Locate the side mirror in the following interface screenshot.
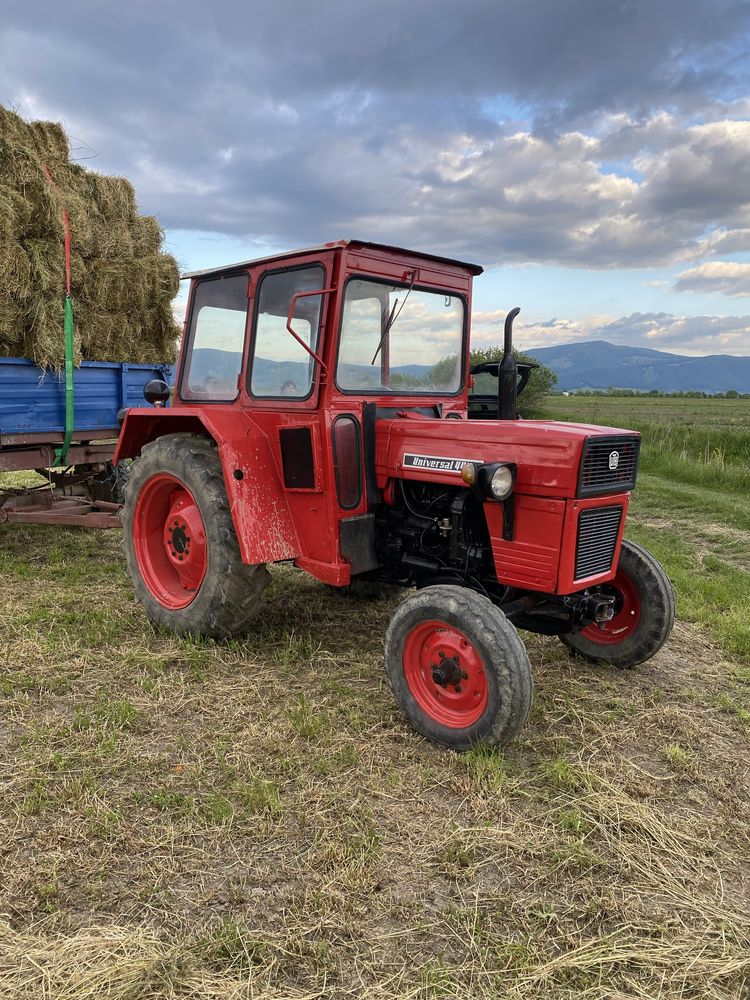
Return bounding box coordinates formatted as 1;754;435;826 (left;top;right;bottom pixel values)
144;379;171;407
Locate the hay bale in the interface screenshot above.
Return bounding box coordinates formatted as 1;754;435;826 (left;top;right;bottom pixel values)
0;104;180;366
0;240;32;300
0;107;67;158
22;297;81;366
23;238;65;295
27;120;70;162
0;188;31;241
90;173;137;222
132;215;163;255
0;298;25;353
155;255;181;300
90;221;134;261
1;152;64;238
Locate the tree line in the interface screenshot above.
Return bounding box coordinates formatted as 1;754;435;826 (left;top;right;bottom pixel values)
555;388;749;399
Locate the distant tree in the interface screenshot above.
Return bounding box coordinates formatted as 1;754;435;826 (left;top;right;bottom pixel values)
422;353;461;389
469;346;558;415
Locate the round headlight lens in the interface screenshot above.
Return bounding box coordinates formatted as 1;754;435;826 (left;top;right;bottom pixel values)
489;465;514;499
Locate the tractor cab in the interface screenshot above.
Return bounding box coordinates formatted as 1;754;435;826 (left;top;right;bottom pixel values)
115;240;674;752
118;241;481;583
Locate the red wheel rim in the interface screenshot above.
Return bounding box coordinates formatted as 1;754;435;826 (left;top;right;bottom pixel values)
133;473;207;609
580;569;641;645
403;620;488;728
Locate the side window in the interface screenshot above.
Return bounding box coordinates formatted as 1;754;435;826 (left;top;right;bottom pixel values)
181;274;248;401
250;265;325;398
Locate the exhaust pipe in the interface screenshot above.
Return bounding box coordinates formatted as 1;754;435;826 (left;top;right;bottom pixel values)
498;307;520;421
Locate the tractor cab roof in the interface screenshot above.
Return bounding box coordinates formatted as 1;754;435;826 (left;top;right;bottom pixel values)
182;240;484;280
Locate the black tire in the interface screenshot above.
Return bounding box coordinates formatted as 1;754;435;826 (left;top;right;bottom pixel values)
560;539;675;668
384;585;533;750
121;434;270;639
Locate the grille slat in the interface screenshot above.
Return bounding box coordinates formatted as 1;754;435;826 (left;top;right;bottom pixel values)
575;506;623;580
578;435;640;497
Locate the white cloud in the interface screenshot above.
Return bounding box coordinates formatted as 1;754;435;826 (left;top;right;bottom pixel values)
674;261;750;297
470;309;750;356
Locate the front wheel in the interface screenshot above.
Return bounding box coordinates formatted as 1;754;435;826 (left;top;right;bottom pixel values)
560;539;674;668
384;585;533;750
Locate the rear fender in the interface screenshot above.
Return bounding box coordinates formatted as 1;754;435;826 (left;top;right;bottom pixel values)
115;408;298;564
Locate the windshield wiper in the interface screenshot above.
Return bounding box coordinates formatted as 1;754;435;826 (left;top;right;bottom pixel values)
370;272;416;366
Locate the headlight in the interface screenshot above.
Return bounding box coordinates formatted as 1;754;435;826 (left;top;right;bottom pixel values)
489;465;514;499
475;462;516;500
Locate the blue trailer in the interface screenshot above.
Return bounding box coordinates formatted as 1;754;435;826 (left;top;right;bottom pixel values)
0;357;172;526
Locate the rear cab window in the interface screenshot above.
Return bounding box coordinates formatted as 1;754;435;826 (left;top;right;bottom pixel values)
180;273;249;401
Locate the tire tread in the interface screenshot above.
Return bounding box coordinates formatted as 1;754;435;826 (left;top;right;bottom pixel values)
121;434;270;638
384;584;533;750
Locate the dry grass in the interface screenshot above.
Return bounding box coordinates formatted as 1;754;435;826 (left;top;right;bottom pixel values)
0;104;179;366
0;515;749;998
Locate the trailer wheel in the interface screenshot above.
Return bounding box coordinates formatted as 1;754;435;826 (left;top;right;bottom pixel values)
384;585;533;750
122;434;270;639
560;540;674;668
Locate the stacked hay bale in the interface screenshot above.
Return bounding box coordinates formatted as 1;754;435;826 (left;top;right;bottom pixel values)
0;106;180;366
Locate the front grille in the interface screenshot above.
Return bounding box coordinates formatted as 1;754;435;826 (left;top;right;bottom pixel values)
578;435;640;497
575;506;623;580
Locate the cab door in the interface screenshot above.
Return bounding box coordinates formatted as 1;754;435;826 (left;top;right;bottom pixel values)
241;252;345;580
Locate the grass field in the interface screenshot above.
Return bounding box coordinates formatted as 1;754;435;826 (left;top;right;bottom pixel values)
1;398;749;999
539;395;750;662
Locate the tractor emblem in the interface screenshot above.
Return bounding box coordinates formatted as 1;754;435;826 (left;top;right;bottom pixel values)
608;450;620;471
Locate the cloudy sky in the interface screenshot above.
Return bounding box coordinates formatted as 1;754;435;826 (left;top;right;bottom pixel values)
3;0;750;356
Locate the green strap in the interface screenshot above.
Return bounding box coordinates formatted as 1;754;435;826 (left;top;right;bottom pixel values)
53;294;75;467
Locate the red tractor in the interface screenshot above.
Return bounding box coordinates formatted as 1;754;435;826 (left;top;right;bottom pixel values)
115;241;674;750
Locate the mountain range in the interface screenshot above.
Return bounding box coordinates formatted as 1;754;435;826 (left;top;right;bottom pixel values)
527;341;750;393
188;342;750;394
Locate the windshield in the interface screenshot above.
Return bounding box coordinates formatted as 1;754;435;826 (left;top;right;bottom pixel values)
336;279;464;393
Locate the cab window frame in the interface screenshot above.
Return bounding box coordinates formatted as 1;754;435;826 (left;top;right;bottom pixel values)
178;270;250;405
246;261;327;403
333;273;468;397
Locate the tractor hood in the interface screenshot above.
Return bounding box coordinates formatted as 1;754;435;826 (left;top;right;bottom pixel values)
375;416;639;499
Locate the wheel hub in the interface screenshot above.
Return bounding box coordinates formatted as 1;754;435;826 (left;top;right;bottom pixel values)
162;492;206;590
169;524;189;554
431;654;464;689
403;621;488;728
580;570;640;644
133;473;208;609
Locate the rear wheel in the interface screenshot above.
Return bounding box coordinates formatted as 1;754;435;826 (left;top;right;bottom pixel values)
384;585;533;750
122;434;270;638
560;539;674;668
